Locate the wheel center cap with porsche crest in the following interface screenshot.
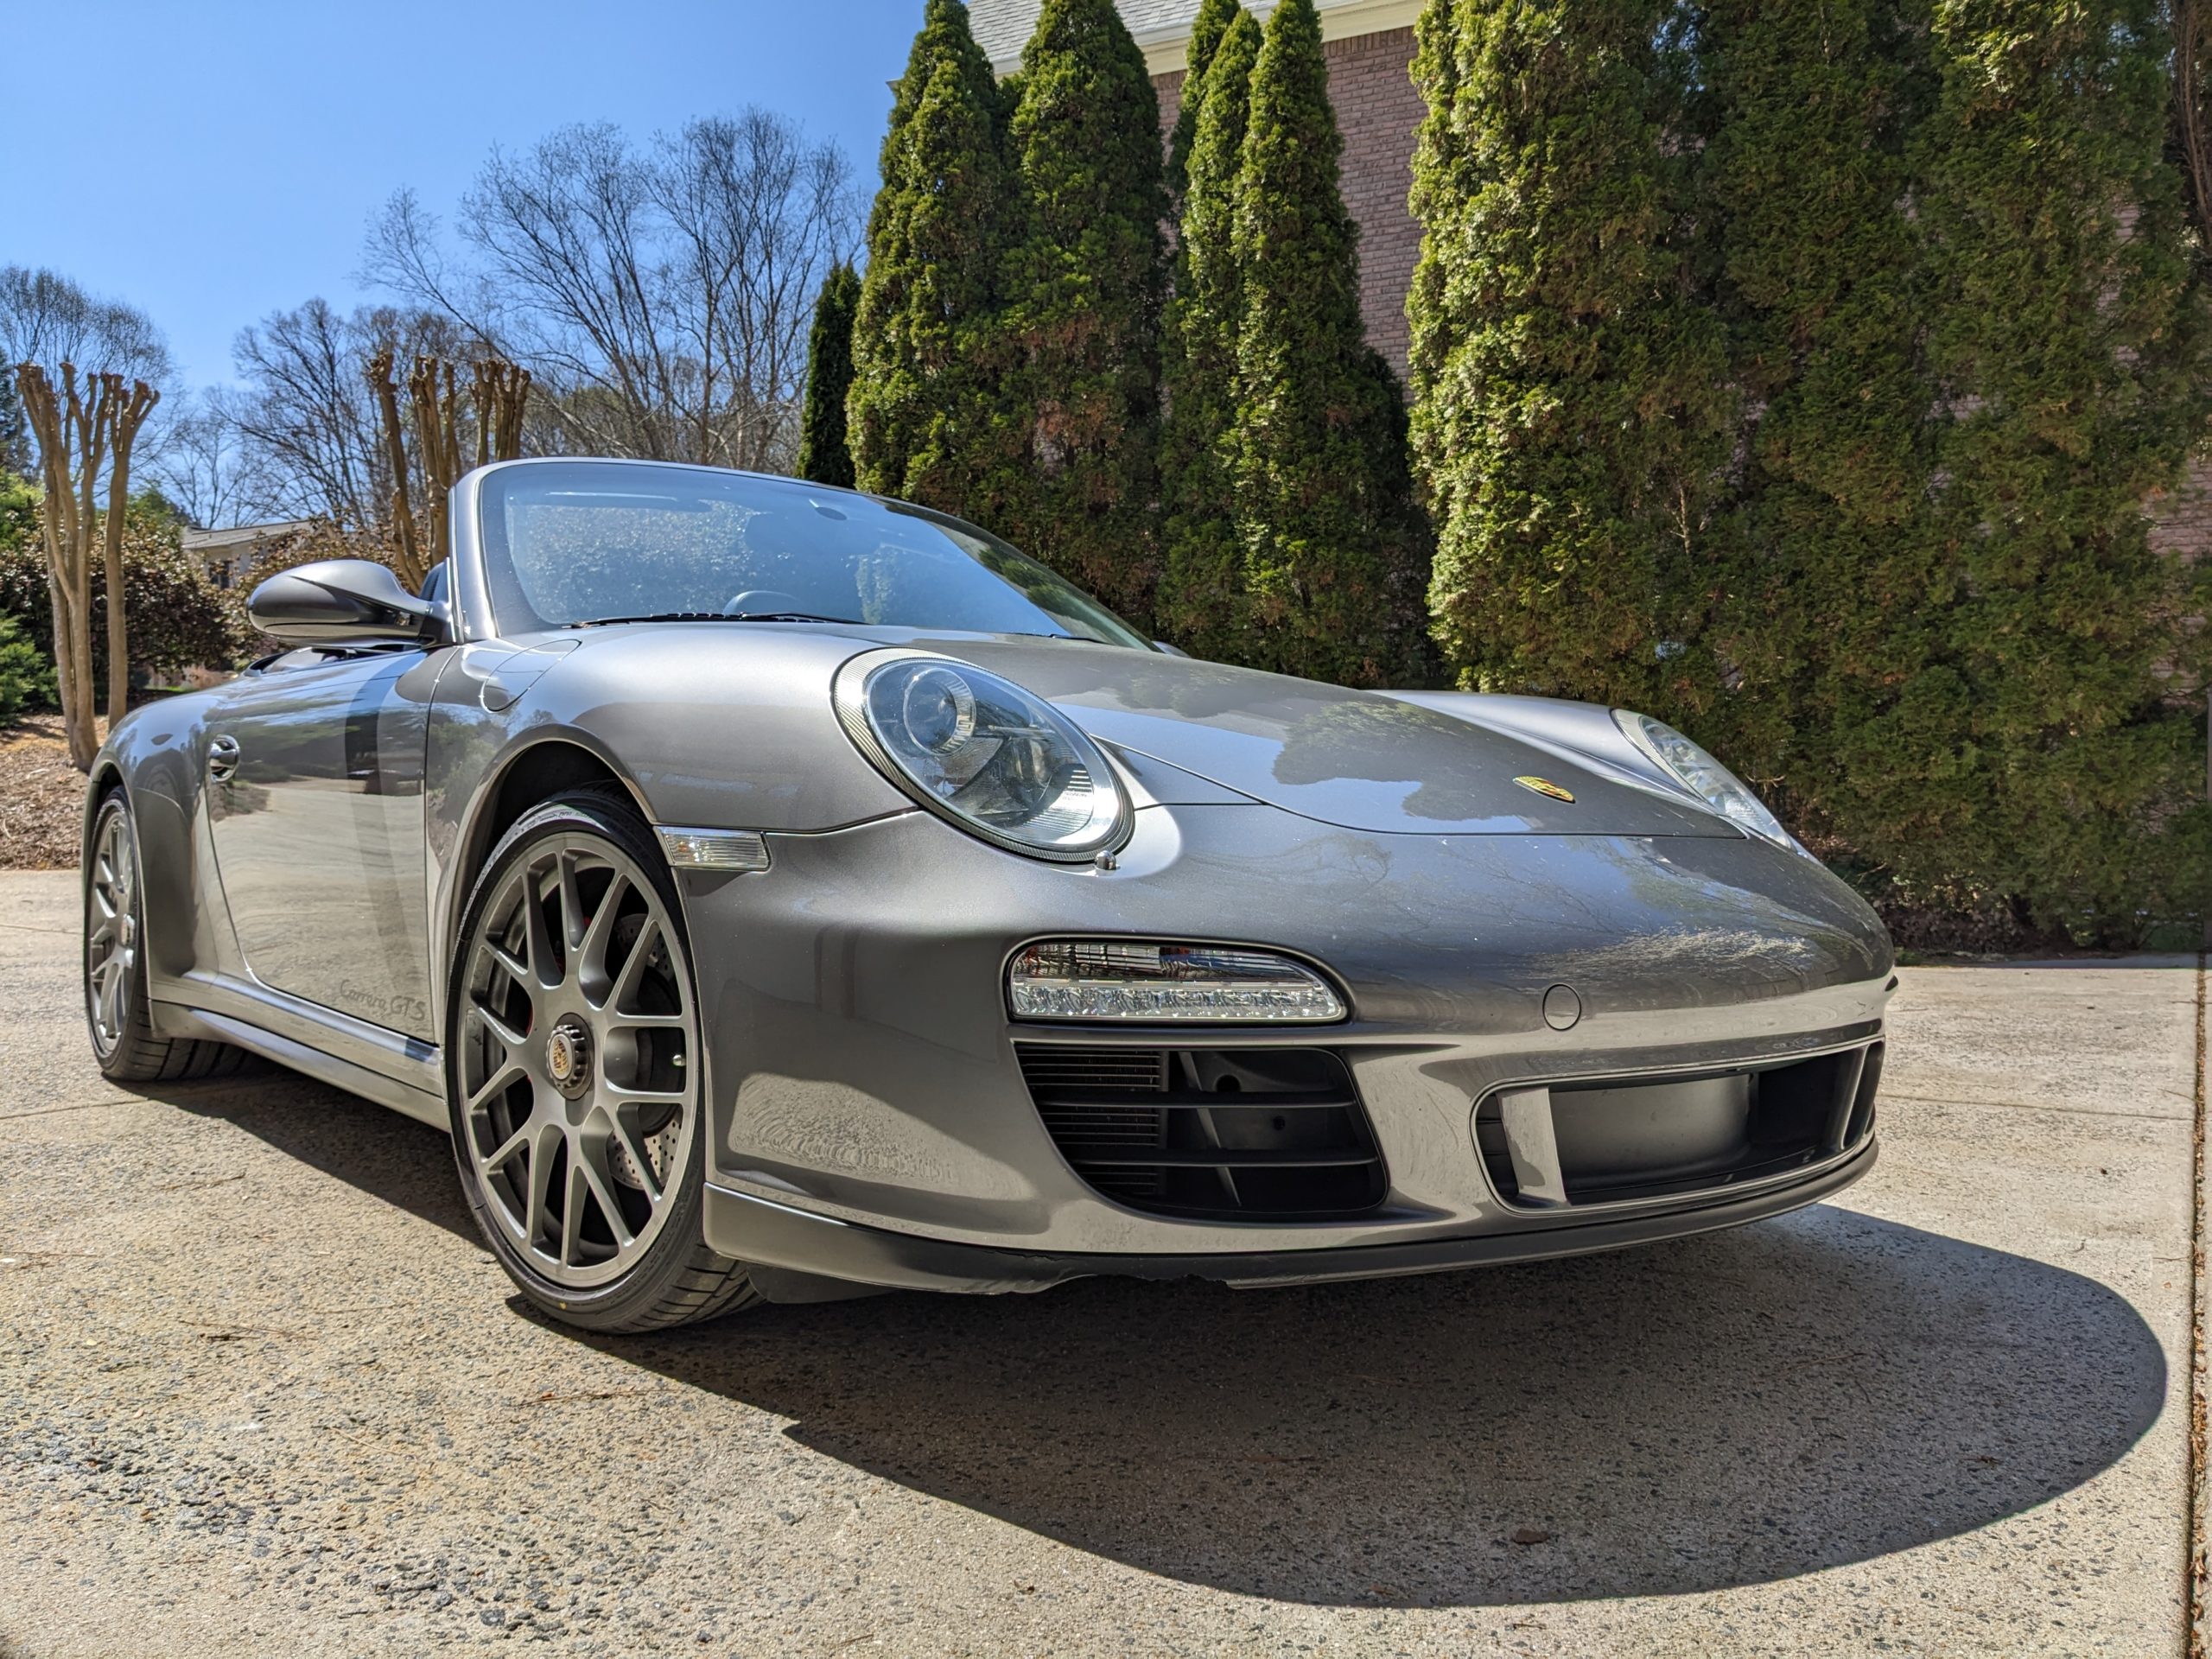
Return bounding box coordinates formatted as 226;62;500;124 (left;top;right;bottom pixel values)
1514;776;1576;804
545;1019;593;1099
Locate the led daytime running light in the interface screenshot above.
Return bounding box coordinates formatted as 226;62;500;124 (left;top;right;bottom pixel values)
1008;941;1347;1023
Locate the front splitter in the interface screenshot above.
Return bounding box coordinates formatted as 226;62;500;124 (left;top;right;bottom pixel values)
702;1136;1878;1296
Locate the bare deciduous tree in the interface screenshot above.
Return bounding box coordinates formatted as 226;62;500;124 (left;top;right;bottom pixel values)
145;391;272;530
0;266;174;390
365;111;858;475
226;300;463;532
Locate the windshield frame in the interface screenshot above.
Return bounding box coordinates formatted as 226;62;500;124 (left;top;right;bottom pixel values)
455;457;1156;651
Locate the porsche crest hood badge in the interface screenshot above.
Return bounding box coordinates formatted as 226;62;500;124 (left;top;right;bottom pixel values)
1513;776;1576;804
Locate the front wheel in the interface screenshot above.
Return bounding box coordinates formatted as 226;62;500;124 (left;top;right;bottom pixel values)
447;791;760;1331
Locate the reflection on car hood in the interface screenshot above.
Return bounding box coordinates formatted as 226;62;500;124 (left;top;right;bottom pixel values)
925;638;1738;838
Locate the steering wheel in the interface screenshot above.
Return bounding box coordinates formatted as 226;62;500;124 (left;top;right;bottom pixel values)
722;589;806;617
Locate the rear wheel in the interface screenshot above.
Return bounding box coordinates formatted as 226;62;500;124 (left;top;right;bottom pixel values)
447;791;760;1331
84;791;245;1083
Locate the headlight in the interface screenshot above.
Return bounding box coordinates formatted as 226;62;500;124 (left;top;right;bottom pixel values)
1008;940;1347;1022
835;652;1129;861
1611;710;1807;855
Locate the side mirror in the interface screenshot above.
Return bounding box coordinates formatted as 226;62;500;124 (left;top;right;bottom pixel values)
246;559;447;647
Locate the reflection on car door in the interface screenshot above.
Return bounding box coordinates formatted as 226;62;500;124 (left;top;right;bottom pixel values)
204;645;449;1039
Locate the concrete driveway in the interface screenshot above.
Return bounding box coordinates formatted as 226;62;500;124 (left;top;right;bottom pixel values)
0;868;2202;1657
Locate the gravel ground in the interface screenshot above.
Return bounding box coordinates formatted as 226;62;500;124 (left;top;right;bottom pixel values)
0;719;81;871
0;869;2201;1656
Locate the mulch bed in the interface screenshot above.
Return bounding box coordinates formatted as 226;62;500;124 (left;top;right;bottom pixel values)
0;716;86;870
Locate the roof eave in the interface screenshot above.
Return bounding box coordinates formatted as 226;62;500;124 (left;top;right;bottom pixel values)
984;0;1427;78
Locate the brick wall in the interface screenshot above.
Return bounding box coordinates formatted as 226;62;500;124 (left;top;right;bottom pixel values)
1154;25;1422;377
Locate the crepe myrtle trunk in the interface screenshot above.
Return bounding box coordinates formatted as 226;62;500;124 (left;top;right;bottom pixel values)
1904;0;2210;944
1157;8;1262;661
99;378;158;727
990;0;1167;630
1409;0;1730;711
849;0;1014;520
1229;0;1429;687
798;263;860;489
12;362;154;768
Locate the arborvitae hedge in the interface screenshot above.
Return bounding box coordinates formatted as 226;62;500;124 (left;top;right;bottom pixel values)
849;0;1013;513
1904;0;2209;941
1696;0;1933;792
1166;0;1244;209
990;0;1167;628
1229;0;1428;684
1410;0;2211;944
1412;0;1732;713
1157;8;1263;661
797;262;860;488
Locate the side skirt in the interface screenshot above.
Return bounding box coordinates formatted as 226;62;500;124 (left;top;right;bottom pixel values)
153;977;448;1131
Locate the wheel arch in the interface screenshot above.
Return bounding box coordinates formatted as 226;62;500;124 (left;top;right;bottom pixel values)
81;760;126;854
435;732;662;1022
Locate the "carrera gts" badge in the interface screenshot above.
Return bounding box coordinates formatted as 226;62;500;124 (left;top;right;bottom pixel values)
1514;776;1576;804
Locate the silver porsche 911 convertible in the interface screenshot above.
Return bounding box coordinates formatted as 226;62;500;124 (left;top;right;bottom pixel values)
82;457;1892;1330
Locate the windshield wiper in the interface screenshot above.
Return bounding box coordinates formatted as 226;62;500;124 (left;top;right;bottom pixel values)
572;611;862;627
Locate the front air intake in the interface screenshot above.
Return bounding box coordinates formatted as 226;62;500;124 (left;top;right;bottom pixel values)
1014;1045;1387;1221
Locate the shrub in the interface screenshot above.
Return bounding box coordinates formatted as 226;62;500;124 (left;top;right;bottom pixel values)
1409;0;1732;711
1227;0;1430;685
989;0;1168;628
0;613;54;721
1694;0;1935;793
1156;7;1262;660
0;501;253;693
1165;0;1244;209
1893;0;2209;944
849;0;1015;517
798;263;861;489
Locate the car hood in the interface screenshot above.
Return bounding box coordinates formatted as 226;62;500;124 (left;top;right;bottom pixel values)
918;637;1738;839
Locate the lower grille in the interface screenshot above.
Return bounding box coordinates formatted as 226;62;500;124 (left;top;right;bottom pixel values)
1476;1041;1883;1209
1015;1045;1388;1220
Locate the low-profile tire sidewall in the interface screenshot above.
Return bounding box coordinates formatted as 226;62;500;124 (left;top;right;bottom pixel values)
86;791;153;1078
445;791;715;1330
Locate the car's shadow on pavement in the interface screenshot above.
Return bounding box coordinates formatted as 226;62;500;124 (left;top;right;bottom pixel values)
164;1079;2165;1609
620;1205;2164;1608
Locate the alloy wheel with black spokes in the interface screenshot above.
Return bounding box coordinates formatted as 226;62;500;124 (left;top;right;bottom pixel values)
448;791;759;1330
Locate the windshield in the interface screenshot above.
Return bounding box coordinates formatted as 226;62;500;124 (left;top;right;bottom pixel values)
477;461;1151;648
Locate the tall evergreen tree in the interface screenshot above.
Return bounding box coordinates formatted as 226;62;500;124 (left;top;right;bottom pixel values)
0;374;27;478
798;262;861;488
1908;0;2209;940
991;0;1167;626
848;0;1013;513
1696;0;1935;798
1229;0;1428;684
1165;0;1246;209
1409;0;1730;708
1157;8;1262;658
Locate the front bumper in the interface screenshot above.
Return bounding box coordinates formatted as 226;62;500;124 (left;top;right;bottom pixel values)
704;1135;1878;1294
679;803;1893;1271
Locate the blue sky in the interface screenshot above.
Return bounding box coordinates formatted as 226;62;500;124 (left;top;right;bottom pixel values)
15;1;923;389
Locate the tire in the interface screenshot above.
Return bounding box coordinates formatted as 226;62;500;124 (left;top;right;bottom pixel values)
84;790;246;1083
446;789;761;1332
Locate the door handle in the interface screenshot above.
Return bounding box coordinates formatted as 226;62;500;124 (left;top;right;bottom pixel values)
207;734;241;783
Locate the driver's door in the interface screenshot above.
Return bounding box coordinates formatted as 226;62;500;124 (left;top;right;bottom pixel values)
204;644;449;1039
